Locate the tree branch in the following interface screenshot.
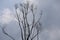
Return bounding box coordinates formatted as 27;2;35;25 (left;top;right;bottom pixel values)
1;25;15;40
15;5;24;40
31;30;40;40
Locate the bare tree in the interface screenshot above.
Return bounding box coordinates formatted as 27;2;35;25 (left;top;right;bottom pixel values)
15;0;43;40
0;0;43;40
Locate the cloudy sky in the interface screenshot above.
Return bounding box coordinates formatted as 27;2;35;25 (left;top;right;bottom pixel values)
0;0;60;40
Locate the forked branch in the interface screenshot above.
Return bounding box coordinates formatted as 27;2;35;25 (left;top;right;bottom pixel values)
0;25;15;40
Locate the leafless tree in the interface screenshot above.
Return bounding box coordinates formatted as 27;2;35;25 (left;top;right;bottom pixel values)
15;1;43;40
0;0;43;40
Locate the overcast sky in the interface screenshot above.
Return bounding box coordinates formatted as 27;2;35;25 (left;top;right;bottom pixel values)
0;0;60;40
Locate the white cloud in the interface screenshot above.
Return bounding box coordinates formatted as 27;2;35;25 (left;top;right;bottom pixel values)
0;8;16;24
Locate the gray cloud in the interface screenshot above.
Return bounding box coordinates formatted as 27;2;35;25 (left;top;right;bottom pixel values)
0;0;60;40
